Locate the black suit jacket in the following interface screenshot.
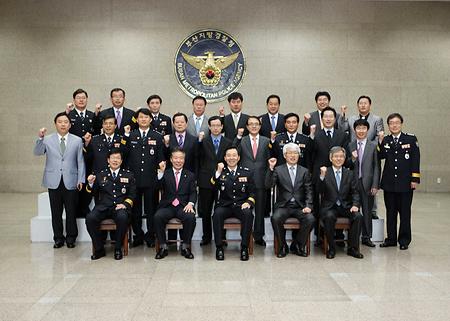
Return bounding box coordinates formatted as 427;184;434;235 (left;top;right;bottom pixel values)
265;164;313;209
318;167;360;211
197;135;232;189
301;110;344;136
166;132;198;175
96;107;137;136
223;113;249;140
157;169;197;208
259;113;285;138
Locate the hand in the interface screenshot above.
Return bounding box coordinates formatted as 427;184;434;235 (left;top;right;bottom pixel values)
183;203;195;213
270;131;277;142
38;127;47;138
77;183;83;191
340;105;347;116
87;174;96;185
411;182;419;190
268;157;277;170
83;132;92;146
378;131;385;144
320;166;327;177
217;162;225;174
241;202;251;210
352;150;358;160
350;206;359;213
218;106;225;116
95;103;102;115
304;113;311;124
115;204;126;210
370;188;378;196
302;207;312;214
198;131;205;142
66;103;74;114
310;124;316;137
237;128;244;137
158;161;166;172
163;134;170;146
124;125;131;135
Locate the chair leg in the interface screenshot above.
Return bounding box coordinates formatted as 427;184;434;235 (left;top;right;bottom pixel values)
274;235;279;256
249;230;254;255
323;234;328;255
306;231;311;256
123;230;128;256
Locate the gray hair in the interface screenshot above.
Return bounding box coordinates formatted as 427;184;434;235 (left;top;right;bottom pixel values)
329;146;346;157
283;142;301;155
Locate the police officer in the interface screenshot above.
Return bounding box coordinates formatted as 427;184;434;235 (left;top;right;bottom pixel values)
86;149;136;260
124;108;165;248
147;94;173;136
379;113;420;250
211;146;255;261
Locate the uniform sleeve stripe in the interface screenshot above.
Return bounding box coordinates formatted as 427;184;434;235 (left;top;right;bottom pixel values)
412;173;420;178
124;198;133;206
210;178;215;185
247;197;255;204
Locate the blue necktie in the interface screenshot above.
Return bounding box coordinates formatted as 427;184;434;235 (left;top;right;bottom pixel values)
195;117;201;134
213;138;219;154
335;170;341;206
271;116;276;131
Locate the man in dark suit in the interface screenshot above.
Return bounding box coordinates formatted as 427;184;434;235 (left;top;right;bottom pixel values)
221;92;249;140
259;94;285;139
378;113;420;250
147;94;173;136
154;148;197;259
211;146;255;261
124;108;165;248
187;95;209;137
348;119;380;247
319;146;363;259
234;116;273;246
33;112;85;248
95;88;137;136
85;149;136;260
197;116;232;246
265;143;315;258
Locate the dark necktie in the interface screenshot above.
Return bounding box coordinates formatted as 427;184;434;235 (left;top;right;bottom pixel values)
178;134;184;147
80;111;84;121
327;130;332;139
213;138;219;155
230;170;235;177
290;134;294;143
112;171;117;180
142;131;146;139
393;137;398;146
107;136;112;146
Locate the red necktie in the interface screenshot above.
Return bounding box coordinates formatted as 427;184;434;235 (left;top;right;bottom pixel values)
252;137;257;158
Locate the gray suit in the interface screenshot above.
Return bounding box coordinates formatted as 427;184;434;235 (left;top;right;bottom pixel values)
187;114;209;137
34;133;85;244
345;113;384;142
349;140;380;240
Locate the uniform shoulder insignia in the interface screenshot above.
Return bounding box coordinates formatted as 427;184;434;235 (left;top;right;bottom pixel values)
406;133;416;137
121;139;127;145
131;116;137;123
242;167;250;171
93;134;101;138
268;143;272;149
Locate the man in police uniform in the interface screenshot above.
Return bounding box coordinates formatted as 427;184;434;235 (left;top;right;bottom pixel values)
379;113;420;250
147;94;173;136
124;108;165;248
211;146;255;261
86;149;136;260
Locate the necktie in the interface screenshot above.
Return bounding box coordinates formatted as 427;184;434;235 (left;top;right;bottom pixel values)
233;114;239;128
357;141;364;178
252;137;258;158
271;116;276;131
195;117;201;134
290;134;294;143
393;137;398;146
116;110;122;128
327;130;332;139
230;170;235;177
289;166;296;186
112;171;116;180
178;134;184;147
213;138;219;155
142;131;146;139
80;111;84;121
107;136;112;145
172;171;180;206
60;137;66;154
335;170;341;205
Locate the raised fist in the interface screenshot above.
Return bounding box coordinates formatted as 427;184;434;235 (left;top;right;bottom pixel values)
217;162;225;173
198;131;205;142
218;106;225;116
237;128;244;137
84;132;92;146
38;128;47;138
270;131;277;141
310;124;317;137
320;166;327;177
163;134;170;146
66;103;74;114
304;113;311;124
95;103;102;115
352;150;358;160
159;161;166;172
268;157;277;169
87;174;96;185
124;125;131;135
378;131;385;143
340;105;348;115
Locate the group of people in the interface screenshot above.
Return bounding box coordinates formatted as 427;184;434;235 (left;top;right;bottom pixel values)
34;88;420;261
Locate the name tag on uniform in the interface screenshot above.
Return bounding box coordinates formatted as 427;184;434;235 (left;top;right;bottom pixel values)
160;121;167;126
298;143;306;148
238;177;247;182
131;141;138;144
120;178;129;183
114;143;120;148
401;144;410;149
148;140;156;145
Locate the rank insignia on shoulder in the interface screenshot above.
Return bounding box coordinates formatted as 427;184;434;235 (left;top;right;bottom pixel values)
132;116;137;123
268;143;272;148
121;139;126;145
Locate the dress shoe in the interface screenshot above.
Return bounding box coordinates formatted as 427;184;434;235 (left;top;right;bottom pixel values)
216;247;225;261
362;240;376;247
155;248;168;259
296;248;308;257
379;242;396;248
53;242;64;249
114;249;123;260
181;248;194;259
277;244;288;258
66;242;76;248
131;239;144;248
399;244;409;250
255;239;266;247
145;240;155;248
200;239;211;246
326;249;335;259
91;249;106;260
347;248;364;259
240;247;249;261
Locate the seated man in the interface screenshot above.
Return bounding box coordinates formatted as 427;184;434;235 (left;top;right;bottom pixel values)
154;147;197;259
211;146;255;261
86;149;136;260
265;143;315;258
319;146;363;259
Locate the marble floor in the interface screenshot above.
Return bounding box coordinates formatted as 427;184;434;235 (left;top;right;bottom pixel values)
0;192;449;321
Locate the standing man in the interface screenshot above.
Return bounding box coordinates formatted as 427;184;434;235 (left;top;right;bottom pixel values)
34;112;85;248
221;92;249;140
259;94;285;139
349;119;380;247
211;147;255;261
86;149;136;260
319;147;363;259
147;94;173;136
265;143;315;258
197;116;232;246
187;95;209;137
125;108;165;248
379;113;420;250
234;116;273;246
154;148;197;259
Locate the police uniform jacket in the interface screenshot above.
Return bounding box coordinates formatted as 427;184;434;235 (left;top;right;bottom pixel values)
68;109;99;138
212;167;256;208
151;113;173;136
273;132;313;171
85;134;128;174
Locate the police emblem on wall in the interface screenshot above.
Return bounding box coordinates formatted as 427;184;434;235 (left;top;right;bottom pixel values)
174;29;246;103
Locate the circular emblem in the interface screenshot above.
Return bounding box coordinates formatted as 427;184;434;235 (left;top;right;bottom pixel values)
405;153;409;159
174;29;246;103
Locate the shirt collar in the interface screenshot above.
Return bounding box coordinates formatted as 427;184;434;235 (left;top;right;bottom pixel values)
211;133;222;141
176;131;186;138
113;106;123;114
111;168;120;176
57;133;68;141
105;133;115;140
231;111;241;118
194;114;204;121
324;127;334;134
287;163;297;170
172;167;182;175
332;166;342;173
75;107;86;116
139;128;150;136
227;166;237;172
357;138;367;145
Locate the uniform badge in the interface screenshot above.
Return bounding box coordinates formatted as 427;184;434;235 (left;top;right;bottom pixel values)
122;188;127;194
120;178;129;183
298;143;306;148
384;144;390;149
238;177;247;182
405;153;410;159
150;148;155;155
160;121;167;126
148;140;156;145
241;186;246;192
401;144;410;149
114;143;120;148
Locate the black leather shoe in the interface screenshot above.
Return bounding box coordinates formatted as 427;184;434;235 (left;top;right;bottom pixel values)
200;239;211;246
326;250;335;259
155;248;168;259
277;244;288;258
53;241;64;249
362;240;376;247
91;249;106;260
240;247;249;261
399;244;409;250
131;239;144;248
289;242;298;253
114;249;123;260
347;248;364;259
296;248;308;257
181;248;194;259
255;239;266;247
216;247;225;261
66;242;75;248
145;240;155;248
379;242;396;248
